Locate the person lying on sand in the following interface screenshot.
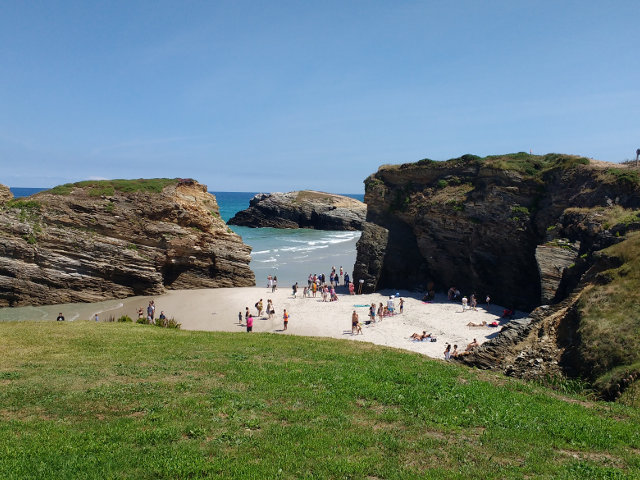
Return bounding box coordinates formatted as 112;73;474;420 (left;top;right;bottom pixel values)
466;320;487;327
410;331;432;341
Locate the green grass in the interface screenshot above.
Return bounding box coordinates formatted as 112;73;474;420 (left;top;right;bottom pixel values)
576;232;640;398
47;178;179;196
0;322;639;479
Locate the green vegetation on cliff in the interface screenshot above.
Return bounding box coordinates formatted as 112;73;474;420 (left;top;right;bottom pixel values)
1;322;639;479
578;231;640;400
394;152;591;179
48;178;179;196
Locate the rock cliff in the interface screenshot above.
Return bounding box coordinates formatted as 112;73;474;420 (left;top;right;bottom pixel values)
0;184;12;203
228;191;366;230
355;153;640;399
355;154;639;309
0;179;255;307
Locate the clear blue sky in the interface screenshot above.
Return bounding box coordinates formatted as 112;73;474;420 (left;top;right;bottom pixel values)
1;1;638;193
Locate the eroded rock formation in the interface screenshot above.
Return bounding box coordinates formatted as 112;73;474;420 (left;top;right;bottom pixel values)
354;154;640;310
355;153;640;398
0;179;254;306
0;184;12;203
228;190;366;230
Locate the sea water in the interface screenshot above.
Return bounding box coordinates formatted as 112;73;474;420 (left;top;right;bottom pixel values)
215;191;362;286
7;188;363;288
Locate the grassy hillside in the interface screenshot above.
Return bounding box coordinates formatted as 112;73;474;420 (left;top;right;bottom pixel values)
46;178;179;196
1;323;639;479
577;231;640;399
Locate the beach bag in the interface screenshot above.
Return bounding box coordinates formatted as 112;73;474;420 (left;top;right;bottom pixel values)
430;338;437;342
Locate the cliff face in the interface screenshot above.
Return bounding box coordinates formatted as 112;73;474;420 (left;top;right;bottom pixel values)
0;179;255;307
355;154;640;311
356;153;640;399
0;184;13;203
228;191;366;230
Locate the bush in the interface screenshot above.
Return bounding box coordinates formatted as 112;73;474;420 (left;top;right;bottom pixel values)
136;317;148;325
117;315;133;323
154;317;181;329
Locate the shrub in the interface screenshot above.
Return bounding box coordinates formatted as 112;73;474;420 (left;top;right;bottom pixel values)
436;179;448;189
136;317;148;325
117;315;133;323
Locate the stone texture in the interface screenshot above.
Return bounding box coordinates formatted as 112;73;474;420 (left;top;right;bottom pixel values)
356;157;640;310
0;184;13;203
0;179;254;307
535;240;580;304
228;190;366;230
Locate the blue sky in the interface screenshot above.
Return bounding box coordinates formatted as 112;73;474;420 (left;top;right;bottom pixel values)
1;1;638;193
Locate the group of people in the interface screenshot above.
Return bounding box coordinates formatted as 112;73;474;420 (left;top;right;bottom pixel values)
447;286;492;313
135;300;167;324
443;338;479;360
351;295;405;334
240;298;289;333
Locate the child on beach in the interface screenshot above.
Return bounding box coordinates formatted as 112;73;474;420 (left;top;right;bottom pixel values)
238;312;243;324
399;298;404;314
283;309;289;331
246;314;253;332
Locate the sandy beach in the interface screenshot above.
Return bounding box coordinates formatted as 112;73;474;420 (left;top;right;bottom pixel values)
0;285;519;360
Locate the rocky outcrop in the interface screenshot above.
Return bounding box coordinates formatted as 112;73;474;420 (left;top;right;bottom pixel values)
535;240;580;304
228;191;366;230
355;154;640;310
0;179;255;307
0;184;12;203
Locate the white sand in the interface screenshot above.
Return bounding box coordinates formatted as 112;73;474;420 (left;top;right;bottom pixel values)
2;286;517;360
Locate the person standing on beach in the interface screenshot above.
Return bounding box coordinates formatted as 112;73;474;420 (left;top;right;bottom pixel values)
283;309;289;330
256;299;264;317
399;298;404;314
292;282;298;298
444;344;451;360
351;310;359;334
369;304;376;323
461;296;468;312
245;307;250;323
238;311;243;324
272;276;278;292
56;312;65;321
246;314;253;332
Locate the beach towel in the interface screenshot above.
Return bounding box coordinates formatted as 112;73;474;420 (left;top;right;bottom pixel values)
353;304;369;307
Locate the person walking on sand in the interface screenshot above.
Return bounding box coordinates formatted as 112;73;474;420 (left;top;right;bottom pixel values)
399;298;404;314
245;307;250;323
256;299;264;317
470;294;478;311
461;296;468;312
238;311;243;324
272;276;278;293
283;309;289;331
369;303;376;324
246;314;253;332
292;282;298;298
351;310;359;334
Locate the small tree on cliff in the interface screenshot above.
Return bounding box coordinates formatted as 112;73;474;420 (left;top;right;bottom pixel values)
636;148;639;168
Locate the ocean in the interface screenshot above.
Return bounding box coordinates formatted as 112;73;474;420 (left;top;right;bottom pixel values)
8;188;364;286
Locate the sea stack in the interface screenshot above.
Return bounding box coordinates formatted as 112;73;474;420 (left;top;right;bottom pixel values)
228;190;366;230
0;178;255;307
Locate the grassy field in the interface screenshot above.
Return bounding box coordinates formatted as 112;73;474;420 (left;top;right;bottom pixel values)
1;322;639;479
